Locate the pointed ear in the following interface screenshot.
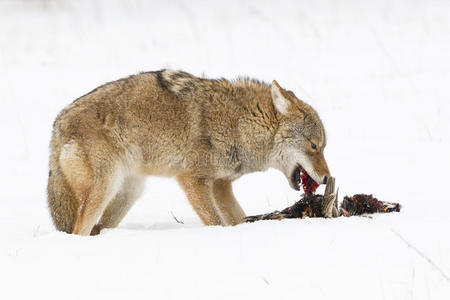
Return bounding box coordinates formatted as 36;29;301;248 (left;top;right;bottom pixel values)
271;80;290;114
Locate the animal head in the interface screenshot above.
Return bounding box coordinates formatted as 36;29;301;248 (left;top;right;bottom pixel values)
270;80;330;190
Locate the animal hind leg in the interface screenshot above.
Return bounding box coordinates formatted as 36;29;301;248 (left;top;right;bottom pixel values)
91;176;145;235
71;171;124;236
59;140;122;236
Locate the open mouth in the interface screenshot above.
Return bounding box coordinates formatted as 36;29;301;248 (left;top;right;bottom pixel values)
290;163;320;194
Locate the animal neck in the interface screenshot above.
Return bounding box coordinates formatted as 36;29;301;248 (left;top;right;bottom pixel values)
232;83;281;173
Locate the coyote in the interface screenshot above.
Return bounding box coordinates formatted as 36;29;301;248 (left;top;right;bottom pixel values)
48;70;330;235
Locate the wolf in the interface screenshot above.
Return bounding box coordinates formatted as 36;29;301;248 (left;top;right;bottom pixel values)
47;70;330;235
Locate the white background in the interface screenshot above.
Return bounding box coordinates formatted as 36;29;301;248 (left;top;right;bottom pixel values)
1;0;449;299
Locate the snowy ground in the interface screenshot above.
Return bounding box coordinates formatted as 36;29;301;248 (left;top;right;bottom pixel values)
1;0;450;299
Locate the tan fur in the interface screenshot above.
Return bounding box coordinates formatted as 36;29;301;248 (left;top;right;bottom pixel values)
48;70;330;235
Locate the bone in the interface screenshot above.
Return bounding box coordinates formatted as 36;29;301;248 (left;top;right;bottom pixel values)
321;176;336;218
332;188;340;217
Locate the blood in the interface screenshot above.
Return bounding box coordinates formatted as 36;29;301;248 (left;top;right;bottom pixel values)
301;171;320;195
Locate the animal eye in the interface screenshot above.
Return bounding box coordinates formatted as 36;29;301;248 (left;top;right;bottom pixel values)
311;143;317;150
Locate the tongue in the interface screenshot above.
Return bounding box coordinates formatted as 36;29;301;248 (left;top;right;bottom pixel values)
301;172;320;195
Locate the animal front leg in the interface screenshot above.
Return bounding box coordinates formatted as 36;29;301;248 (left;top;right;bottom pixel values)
213;179;246;225
177;173;222;225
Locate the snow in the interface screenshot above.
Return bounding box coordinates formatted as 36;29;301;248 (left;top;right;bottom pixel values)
1;0;450;299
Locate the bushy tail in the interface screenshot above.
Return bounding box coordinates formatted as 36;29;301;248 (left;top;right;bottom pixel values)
47;166;77;233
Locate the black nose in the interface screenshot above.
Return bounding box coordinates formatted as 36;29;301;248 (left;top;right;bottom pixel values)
323;176;328;184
